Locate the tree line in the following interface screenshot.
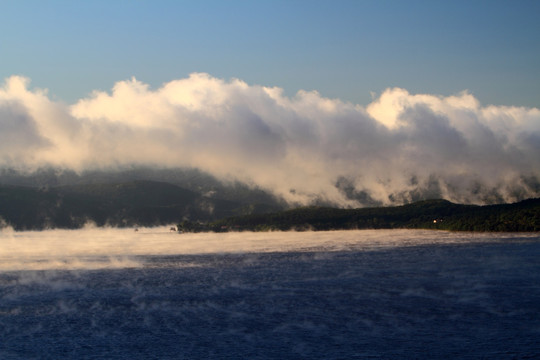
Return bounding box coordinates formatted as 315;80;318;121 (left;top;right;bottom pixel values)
178;198;540;233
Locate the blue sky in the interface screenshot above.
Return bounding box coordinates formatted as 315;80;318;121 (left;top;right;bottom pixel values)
1;0;539;107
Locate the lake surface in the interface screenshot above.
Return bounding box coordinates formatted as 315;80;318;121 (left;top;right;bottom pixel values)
1;228;539;359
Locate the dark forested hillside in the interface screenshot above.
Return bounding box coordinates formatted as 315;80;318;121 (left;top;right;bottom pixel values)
0;167;282;206
1;177;538;232
202;198;540;233
0;181;282;230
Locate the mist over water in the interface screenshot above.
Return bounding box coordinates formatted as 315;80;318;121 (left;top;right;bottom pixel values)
1;228;539;358
1;227;536;271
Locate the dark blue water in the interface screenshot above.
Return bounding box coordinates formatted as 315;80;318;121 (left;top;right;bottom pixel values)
1;237;539;359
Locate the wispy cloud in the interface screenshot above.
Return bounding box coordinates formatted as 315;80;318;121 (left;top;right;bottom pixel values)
1;74;539;205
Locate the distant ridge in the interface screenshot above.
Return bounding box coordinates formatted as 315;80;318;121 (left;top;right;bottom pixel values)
0;180;282;230
1;178;538;232
192;198;540;233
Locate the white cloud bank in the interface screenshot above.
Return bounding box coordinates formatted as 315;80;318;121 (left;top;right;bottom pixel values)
1;73;539;206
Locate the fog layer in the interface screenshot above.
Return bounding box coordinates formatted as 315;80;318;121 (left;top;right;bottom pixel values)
1;226;537;271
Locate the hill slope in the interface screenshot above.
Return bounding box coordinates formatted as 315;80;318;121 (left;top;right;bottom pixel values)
1;179;538;232
205;198;540;232
0;181;282;230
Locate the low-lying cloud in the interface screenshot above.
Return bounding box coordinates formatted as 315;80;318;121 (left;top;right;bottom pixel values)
1;74;539;206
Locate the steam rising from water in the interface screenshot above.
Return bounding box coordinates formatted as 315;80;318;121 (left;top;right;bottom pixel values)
1;227;539;358
1;74;539;206
1;226;537;271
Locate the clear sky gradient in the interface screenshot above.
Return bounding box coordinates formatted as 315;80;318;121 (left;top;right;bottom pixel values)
1;0;539;107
